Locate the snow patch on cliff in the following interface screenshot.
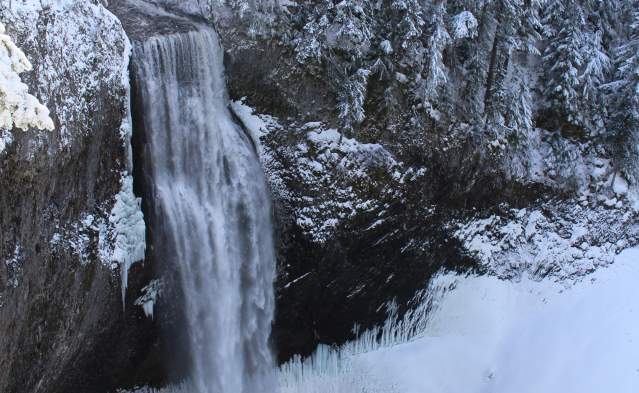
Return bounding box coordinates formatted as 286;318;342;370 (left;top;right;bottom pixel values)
454;201;639;280
50;213;102;265
256;117;403;242
292;125;402;241
3;243;24;289
47;176;146;303
134;279;163;319
231;98;272;156
0;129;12;154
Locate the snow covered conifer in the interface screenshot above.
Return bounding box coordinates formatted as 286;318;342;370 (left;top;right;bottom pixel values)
580;29;611;132
450;10;478;41
0;22;54;132
412;0;450;114
541;1;586;128
609;2;639;183
338;68;371;131
392;0;426;68
423;1;450;97
502;71;534;131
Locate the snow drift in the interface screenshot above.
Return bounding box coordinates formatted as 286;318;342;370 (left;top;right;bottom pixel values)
280;247;639;393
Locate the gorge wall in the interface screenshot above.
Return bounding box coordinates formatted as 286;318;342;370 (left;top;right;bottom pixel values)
0;1;154;392
0;1;637;392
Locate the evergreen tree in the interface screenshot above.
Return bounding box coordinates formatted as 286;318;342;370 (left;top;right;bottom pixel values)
580;29;610;132
412;0;450;112
459;0;493;120
503;71;534;131
610;2;639;182
329;0;375;60
483;0;540;132
542;0;586;128
338;68;371;131
392;0;427;70
584;0;622;49
450;10;478;40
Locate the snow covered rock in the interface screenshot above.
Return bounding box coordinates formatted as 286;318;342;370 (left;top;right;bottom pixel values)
0;2;152;392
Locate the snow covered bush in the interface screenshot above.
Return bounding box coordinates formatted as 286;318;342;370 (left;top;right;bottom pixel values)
0;22;53;133
450;10;477;40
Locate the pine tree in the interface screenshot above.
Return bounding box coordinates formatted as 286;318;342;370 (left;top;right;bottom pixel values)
412;0;450;116
450;10;478;40
459;0;492;120
503;70;534;131
483;0;540;132
392;0;427;69
292;3;331;64
338;68;371;131
584;0;622;49
580;29;611;132
610;2;639;182
542;0;586;128
330;0;375;60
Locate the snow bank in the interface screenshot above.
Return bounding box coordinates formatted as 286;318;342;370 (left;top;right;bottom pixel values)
2;243;24;290
359;248;639;393
280;248;639;393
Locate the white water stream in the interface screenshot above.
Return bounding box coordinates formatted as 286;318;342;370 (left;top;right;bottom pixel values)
133;28;275;393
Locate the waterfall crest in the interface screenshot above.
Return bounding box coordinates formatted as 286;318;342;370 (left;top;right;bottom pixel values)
132;28;276;393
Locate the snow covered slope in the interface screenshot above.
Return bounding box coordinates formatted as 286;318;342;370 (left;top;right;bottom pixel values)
281;247;639;393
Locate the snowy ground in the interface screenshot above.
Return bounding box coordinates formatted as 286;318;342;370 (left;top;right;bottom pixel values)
127;248;639;393
281;247;639;393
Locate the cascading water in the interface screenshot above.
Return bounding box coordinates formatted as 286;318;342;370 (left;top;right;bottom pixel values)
132;28;276;393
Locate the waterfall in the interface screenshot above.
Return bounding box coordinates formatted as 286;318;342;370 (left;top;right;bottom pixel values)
132;28;276;393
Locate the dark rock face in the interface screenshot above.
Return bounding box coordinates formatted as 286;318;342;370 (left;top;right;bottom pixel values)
272;206;478;361
0;2;160;392
0;119;161;392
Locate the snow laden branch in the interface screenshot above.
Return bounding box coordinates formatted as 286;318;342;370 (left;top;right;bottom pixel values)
0;22;54;132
